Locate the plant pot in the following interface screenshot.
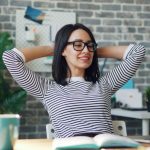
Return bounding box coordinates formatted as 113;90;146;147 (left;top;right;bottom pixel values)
146;101;150;112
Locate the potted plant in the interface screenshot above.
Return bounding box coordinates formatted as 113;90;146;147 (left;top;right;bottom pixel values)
0;71;27;114
145;86;150;112
0;32;27;114
0;32;14;69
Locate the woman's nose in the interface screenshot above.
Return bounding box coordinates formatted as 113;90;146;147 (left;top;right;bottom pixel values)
82;45;89;52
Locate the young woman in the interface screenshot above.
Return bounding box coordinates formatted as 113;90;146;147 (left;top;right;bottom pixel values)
3;23;145;138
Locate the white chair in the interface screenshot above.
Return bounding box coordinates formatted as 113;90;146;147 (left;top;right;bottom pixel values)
46;123;55;139
112;120;127;136
46;120;127;139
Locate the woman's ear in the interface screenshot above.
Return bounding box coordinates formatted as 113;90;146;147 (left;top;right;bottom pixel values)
62;50;66;56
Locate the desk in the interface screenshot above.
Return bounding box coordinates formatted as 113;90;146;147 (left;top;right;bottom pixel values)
14;139;52;150
13;137;150;150
111;108;150;136
14;138;150;150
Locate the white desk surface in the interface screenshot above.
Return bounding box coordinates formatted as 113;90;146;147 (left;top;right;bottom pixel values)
13;138;150;150
111;108;150;119
14;139;52;150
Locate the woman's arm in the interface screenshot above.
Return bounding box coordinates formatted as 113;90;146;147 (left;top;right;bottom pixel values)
21;45;128;62
21;45;54;62
100;44;146;94
97;46;128;60
2;46;54;101
22;45;128;62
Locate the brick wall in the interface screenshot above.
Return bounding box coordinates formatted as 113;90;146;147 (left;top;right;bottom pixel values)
0;0;150;138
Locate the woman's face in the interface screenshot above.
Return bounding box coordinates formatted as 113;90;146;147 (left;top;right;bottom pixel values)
62;29;94;77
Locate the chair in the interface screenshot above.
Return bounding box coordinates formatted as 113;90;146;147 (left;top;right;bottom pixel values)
46;123;55;139
112;120;127;136
46;120;127;139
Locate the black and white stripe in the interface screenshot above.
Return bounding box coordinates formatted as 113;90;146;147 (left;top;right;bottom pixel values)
2;44;145;138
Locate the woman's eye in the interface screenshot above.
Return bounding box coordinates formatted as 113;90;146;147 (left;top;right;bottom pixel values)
75;44;82;47
74;43;82;47
88;45;93;48
88;43;94;47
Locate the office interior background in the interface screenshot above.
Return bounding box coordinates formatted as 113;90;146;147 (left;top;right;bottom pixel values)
0;0;150;138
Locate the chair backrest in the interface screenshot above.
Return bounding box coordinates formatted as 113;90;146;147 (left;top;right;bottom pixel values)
46;123;55;139
46;120;127;139
112;120;127;136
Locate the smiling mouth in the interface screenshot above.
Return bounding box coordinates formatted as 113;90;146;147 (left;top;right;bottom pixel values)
78;56;91;63
80;57;89;60
79;55;91;59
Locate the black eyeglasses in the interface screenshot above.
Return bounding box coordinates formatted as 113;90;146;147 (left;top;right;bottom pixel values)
67;41;97;52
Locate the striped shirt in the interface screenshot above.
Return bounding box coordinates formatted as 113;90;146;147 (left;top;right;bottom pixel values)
2;44;145;138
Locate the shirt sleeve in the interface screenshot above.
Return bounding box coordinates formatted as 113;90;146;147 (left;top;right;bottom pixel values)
101;44;146;95
2;48;51;102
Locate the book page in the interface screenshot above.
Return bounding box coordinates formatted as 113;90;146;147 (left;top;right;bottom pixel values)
93;133;140;148
52;136;98;150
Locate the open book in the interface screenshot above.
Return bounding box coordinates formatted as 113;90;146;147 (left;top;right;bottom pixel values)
52;133;140;150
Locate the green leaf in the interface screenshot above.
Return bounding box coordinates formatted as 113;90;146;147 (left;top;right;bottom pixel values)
0;89;27;114
0;32;27;114
145;87;150;102
0;71;11;102
0;32;14;69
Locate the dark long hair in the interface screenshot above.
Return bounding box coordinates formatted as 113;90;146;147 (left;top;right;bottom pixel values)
52;23;100;86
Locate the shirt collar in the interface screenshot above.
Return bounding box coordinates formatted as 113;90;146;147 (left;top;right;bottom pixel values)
66;77;85;82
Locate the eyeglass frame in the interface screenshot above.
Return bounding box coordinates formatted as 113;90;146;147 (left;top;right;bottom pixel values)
67;40;97;52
